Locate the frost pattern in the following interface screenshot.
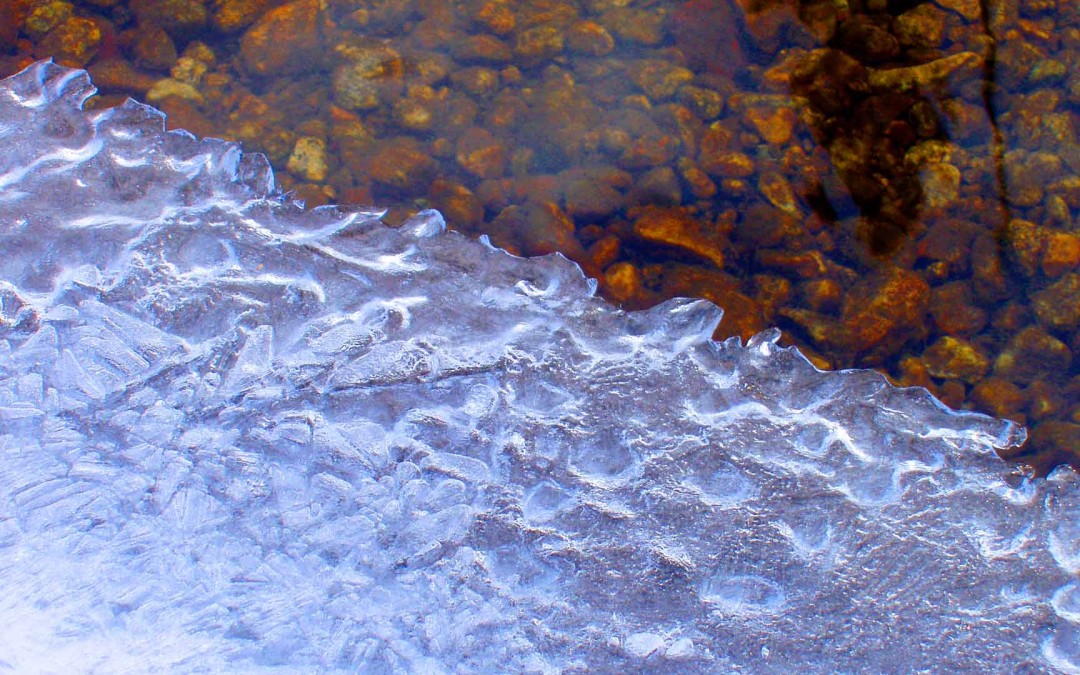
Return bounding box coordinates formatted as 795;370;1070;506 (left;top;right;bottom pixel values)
0;62;1076;674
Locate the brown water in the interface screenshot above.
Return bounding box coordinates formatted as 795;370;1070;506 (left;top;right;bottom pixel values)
1;0;1077;472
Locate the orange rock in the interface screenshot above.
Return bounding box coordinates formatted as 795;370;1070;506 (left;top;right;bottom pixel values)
240;0;324;77
88;59;158;95
897;356;935;390
1042;231;1080;277
603;262;643;305
476;1;515;35
839;267;931;357
514;25;564;65
368;137;436;191
971;377;1026;420
455;127;507;179
928;282;986;336
588;235;621;271
1026;380;1066;421
563;169;626;221
37;17;102;67
921;336;989;383
212;0;275;34
757;250;827;278
699;150;754;179
993;326;1072;385
746;105;797;145
677;158;717;200
632;205;725;268
620;134;679;168
158;96;216;139
757;171;800;214
567;20;614;56
800;278;843;313
453;35;513;64
1032;272;1080;330
430;180;484;230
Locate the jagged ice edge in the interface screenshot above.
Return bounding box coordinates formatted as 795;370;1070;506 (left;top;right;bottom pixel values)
0;60;1077;673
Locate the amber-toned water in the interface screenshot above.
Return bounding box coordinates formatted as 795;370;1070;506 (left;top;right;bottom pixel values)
1;0;1077;472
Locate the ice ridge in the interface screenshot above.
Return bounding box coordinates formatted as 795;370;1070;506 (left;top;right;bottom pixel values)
0;61;1077;673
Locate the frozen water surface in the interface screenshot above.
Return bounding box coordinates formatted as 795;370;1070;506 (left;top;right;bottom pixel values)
0;61;1077;673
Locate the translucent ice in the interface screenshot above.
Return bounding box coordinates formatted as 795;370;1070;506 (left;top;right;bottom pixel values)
0;61;1077;673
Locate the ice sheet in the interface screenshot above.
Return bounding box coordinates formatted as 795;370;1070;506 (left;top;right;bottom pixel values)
0;61;1076;673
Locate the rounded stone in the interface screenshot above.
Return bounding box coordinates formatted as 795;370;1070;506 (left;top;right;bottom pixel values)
922;336;989;383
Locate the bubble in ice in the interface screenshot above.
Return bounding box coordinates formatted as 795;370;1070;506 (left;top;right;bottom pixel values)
0;61;1078;673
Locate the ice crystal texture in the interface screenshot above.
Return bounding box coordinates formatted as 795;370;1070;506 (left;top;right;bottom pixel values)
0;62;1077;673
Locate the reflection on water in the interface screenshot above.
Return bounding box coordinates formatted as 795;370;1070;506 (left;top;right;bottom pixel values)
1;0;1077;472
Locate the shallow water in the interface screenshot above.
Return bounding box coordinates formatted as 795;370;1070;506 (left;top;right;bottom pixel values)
0;0;1077;469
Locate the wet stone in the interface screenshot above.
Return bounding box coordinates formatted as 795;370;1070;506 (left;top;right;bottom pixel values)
1042;232;1080;277
620;133;679;169
240;0;323;77
453;36;513;64
456;127;507;179
699;149;754;179
745;105;797;146
130;0;208;39
24;1;75;40
430;180;484;230
451;67;500;97
838;268;931;358
603;262;643;305
515;201;586;261
287;136;328;183
1027;380;1067;421
212;0;275;34
929;282;987;336
971;377;1027;420
37;17;102;67
475;0;515;35
134;26;178;71
628;167;682;208
919;163;961;210
758;172;800;215
566;21;614;57
677;86;725;121
587;235;621;271
631;60;694;102
561;167;629;221
922;336;989;383
993;326;1072;384
800;278;843;314
1006;219;1051;277
866;52;980;92
834;15;899;64
677;158;717;200
1032;273;1080;330
601;7;664;46
332;44;404;111
368;137;436;191
933;0;982;21
514;25;564;66
146;78;202;103
894;3;947;49
632;205;725;268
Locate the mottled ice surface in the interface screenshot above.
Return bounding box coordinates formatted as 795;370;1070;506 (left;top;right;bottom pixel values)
0;61;1077;673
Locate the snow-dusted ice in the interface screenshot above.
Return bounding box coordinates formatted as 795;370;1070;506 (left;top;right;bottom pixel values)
0;61;1077;673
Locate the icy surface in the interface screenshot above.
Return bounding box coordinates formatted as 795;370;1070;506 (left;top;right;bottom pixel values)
0;61;1077;673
